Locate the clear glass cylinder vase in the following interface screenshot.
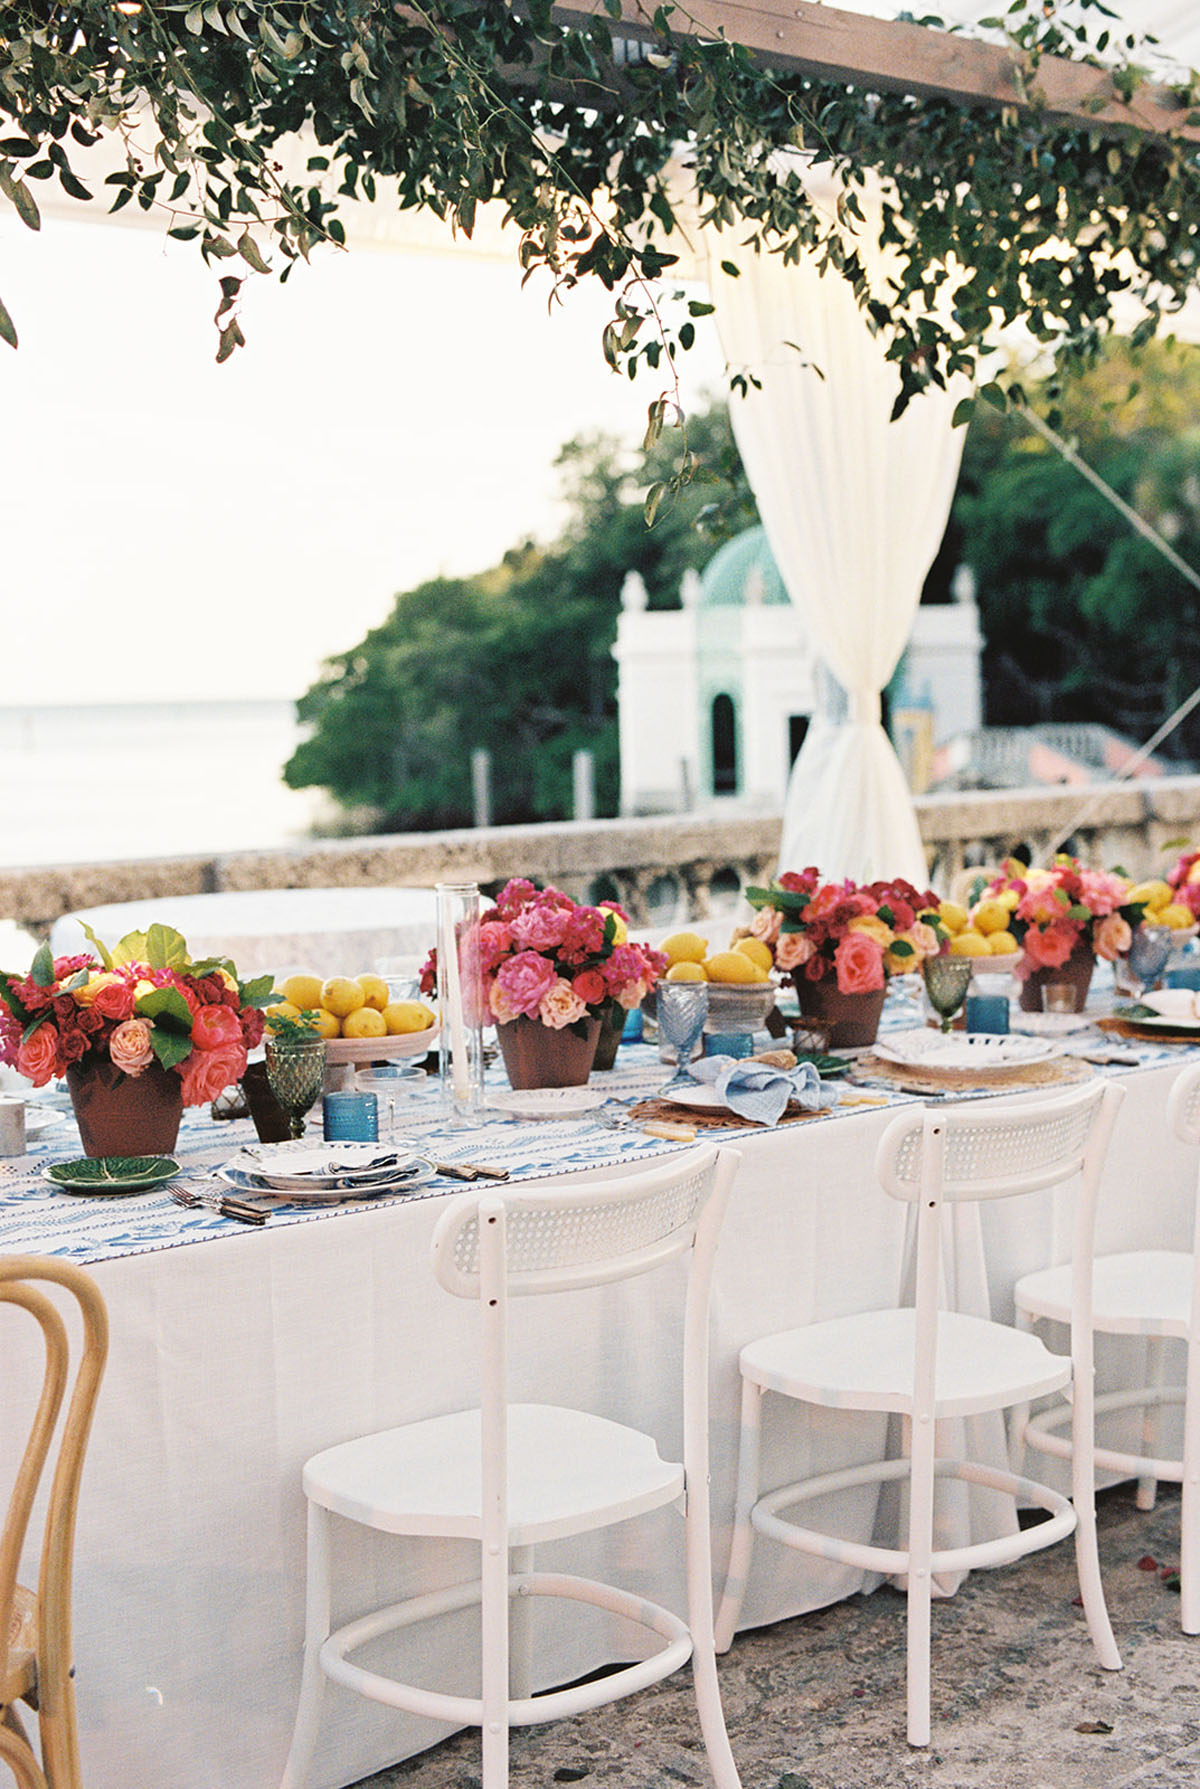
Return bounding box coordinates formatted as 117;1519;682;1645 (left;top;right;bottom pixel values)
436;882;486;1123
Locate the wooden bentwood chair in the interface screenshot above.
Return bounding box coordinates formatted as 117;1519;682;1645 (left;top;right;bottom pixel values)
1;1257;109;1789
713;1081;1125;1747
279;1146;743;1789
1013;1060;1200;1633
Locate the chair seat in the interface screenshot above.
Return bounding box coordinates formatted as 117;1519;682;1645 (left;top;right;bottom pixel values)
740;1307;1071;1419
3;1582;37;1706
1016;1250;1192;1337
303;1404;685;1547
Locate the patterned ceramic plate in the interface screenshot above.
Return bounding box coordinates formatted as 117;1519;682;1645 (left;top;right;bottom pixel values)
43;1155;181;1194
874;1030;1056;1071
488;1087;609;1120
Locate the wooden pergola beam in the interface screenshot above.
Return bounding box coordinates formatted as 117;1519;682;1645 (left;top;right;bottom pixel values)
549;0;1200;142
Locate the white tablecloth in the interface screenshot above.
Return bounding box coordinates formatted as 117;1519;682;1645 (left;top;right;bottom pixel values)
3;1039;1197;1789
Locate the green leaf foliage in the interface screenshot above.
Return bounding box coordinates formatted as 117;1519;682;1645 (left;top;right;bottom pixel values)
284;403;757;828
0;1;1194;407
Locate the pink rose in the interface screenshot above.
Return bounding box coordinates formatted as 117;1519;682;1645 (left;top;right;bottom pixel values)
538;978;589;1030
1094;913;1132;962
511;905;571;951
494;950;559;1019
834;932;886;995
191;1004;242;1050
178;1039;247;1107
109;1018;156;1077
1022;923;1078;969
775;932;814;972
16;1022;62;1087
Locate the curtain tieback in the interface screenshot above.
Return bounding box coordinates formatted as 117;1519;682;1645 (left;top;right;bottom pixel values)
850;689;880;726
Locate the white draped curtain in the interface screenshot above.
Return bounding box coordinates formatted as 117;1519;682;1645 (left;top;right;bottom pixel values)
704;191;967;888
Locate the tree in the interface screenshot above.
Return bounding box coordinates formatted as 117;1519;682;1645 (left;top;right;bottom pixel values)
949;337;1200;757
283;403;757;827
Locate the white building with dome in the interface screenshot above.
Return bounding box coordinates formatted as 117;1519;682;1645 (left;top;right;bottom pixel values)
612;525;983;816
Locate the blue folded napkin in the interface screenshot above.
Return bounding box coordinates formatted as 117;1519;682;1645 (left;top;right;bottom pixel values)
688;1055;837;1126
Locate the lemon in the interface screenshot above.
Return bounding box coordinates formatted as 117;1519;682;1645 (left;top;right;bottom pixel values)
355;972;390;1012
321;976;366;1020
948;930;990;957
342;1006;388;1040
937;900;969;935
264;999;301;1027
970;897;1011;936
309;1007;341;1040
279;973;324;1012
705;949;769;984
1127;879;1173;912
988;930;1020;955
665;960;707;982
383;1000;436;1034
1159;902;1195;930
661;931;708;966
734;937;774;973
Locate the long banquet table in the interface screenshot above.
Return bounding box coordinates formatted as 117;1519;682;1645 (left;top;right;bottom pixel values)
3;1005;1198;1789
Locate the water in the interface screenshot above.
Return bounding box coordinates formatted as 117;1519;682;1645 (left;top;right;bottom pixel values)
0;700;318;871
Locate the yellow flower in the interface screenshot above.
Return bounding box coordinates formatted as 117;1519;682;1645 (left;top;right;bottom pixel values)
848;914;894;949
72;971;119;1008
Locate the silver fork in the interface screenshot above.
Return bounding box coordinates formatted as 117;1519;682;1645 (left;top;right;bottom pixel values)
170;1186;270;1226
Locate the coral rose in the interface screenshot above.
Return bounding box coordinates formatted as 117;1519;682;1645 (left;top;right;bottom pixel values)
91;977;137;1022
834;932;886;995
109;1019;156;1077
178;1040;246;1106
572;969;606;1006
538;978;589;1030
16;1022;62;1087
1022;923;1079;970
191;1003;243;1050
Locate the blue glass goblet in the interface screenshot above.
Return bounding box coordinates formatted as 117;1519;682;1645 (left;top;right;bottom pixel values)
657;981;709;1095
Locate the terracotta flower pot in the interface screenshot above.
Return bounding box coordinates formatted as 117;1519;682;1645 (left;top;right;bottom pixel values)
590;1006;626;1072
496;1016;602;1089
66;1056;184;1159
792;974;887;1049
1018;942;1095;1014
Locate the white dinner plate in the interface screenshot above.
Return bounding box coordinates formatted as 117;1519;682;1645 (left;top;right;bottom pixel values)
216;1160;436;1203
1010;1010;1095;1037
230;1140;428;1189
874;1029;1056;1071
488;1087;608;1120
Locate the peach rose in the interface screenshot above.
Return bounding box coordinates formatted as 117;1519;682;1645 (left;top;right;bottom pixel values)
774;932;814;972
489;980;524;1027
834;932;886;995
16;1022;61;1087
109;1018;155;1077
750;907;782;946
178;1040;246;1106
1094;913;1132;962
538;978;589;1030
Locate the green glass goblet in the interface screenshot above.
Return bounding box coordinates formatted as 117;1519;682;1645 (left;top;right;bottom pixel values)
922;955;974;1034
264;1034;327;1140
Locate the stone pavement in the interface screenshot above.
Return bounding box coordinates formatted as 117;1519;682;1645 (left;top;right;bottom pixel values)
347;1483;1199;1789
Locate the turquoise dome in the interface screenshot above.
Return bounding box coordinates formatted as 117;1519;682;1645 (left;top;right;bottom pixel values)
698;526;790;608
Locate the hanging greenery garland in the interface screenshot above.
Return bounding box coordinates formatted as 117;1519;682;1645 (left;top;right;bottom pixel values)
0;0;1197;424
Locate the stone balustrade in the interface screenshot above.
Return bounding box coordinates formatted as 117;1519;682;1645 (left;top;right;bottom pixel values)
4;777;1200;939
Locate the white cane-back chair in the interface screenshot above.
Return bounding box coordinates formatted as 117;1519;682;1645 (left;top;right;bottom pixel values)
1013;1060;1200;1633
713;1081;1125;1747
279;1146;743;1789
2;1256;109;1789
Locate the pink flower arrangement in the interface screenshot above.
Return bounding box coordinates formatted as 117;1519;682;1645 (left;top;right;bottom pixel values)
0;925;273;1105
1166;849;1200;921
744;869;943;994
420;879;666;1033
981;856;1146;970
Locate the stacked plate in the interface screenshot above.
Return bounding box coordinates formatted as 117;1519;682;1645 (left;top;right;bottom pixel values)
874;1030;1056;1073
217;1140;435;1202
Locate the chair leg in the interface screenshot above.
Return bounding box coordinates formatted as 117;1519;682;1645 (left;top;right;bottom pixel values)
1008;1308;1035;1477
684;1465;742;1787
479;1510;511;1788
0;1705;48;1789
1136;1337;1167;1512
714;1377;763;1654
1070;1380;1122;1672
905;1416;936;1748
280;1502;335;1789
1180;1335;1200;1634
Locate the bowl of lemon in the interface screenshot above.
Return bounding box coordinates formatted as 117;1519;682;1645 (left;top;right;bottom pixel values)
933;895;1023;978
266;973;439;1084
644;931;779;1033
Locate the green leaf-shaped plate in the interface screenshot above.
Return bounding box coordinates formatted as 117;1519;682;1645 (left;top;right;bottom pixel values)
42;1156;181;1195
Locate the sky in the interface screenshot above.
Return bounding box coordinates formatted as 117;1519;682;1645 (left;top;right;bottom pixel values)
1;200;723;706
